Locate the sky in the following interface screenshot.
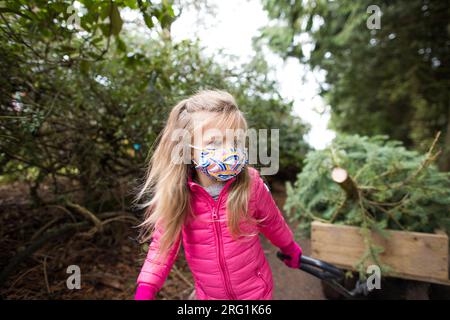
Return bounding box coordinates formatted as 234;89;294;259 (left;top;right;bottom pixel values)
170;0;335;149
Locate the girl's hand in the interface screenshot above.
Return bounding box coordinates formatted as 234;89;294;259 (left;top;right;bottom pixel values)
279;241;303;269
134;283;158;300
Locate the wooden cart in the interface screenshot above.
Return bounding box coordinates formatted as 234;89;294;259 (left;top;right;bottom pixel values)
311;221;450;287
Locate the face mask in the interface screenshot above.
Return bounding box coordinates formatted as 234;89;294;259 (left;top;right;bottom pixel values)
190;145;248;182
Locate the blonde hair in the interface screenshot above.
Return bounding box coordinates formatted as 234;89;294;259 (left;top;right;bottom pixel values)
134;89;258;259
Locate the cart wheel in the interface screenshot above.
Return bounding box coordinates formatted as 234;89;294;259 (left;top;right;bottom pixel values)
321;280;342;300
321;271;359;300
429;283;450;299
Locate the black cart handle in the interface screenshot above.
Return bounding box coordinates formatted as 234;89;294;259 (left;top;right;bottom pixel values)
276;252;344;281
276;251;370;298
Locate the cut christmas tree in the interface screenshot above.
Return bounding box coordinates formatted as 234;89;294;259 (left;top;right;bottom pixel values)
285;133;450;283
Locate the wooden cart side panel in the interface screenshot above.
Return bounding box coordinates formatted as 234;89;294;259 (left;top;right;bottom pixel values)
311;221;449;284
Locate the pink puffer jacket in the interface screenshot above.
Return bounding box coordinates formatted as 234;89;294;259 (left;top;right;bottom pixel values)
136;167;295;300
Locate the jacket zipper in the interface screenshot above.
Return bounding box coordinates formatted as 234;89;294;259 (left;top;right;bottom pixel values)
193;180;237;299
212;201;237;300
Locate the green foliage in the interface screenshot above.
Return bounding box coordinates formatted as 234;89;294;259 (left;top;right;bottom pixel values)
0;0;176;61
285;134;450;274
258;0;450;171
0;1;309;211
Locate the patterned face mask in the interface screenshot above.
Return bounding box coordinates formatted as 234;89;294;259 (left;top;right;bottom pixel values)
190;145;248;182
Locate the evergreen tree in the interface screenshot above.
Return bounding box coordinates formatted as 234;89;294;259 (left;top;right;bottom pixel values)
258;0;450;170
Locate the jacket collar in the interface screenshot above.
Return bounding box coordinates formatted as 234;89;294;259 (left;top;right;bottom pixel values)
187;166;237;193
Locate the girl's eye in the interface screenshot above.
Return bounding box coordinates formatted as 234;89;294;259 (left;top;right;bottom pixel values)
207;140;222;148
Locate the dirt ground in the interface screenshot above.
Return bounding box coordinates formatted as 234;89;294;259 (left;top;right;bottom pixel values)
1;179;448;300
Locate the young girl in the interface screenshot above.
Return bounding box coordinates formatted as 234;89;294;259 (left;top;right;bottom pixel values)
134;89;302;300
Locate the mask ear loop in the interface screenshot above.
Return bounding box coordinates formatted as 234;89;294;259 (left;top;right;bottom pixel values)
189;144;217;151
188;144;200;167
189;144;201;150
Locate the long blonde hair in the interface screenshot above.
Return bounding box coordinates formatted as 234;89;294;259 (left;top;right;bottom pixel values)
134;89;258;259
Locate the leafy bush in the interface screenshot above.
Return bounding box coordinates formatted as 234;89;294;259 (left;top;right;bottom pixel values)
0;1;309;212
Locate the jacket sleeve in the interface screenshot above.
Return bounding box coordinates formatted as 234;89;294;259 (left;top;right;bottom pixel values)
136;221;182;296
253;170;295;249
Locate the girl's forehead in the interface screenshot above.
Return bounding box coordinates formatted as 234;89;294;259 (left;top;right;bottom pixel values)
190;111;245;140
193;124;230;142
